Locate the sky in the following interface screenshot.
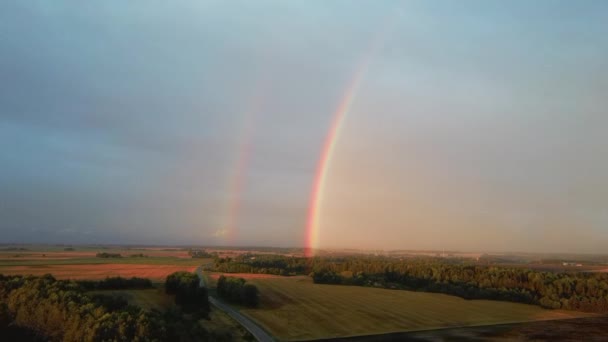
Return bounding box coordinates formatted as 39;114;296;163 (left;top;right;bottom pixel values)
1;1;607;253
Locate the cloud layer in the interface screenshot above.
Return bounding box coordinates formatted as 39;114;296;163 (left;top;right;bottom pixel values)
1;1;607;252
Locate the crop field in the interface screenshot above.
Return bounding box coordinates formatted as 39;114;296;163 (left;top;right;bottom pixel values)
0;264;197;281
0;256;204;267
239;277;594;341
0;247;204;266
0;246;208;282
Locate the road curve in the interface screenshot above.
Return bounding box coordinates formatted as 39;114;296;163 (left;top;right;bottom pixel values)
195;266;274;342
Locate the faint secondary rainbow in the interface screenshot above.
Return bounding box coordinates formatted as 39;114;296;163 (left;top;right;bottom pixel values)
304;14;397;257
216;84;266;243
224;122;254;242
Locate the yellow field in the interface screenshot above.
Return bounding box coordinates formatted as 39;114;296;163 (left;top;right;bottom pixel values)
240;277;594;341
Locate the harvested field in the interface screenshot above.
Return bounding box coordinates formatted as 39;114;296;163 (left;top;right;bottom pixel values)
0;250;192;260
0;264;196;281
239;277;594;341
0;252;97;260
0;257;206;267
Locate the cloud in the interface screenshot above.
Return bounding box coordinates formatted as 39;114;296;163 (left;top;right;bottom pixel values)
0;1;607;252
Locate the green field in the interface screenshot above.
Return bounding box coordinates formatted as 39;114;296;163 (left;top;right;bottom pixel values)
240;277;593;341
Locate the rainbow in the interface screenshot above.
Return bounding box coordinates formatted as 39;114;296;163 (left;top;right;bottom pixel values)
224;124;254;242
304;68;367;257
217;83;266;243
304;14;397;256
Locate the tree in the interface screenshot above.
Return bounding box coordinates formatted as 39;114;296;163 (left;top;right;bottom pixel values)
241;284;259;307
216;276;259;307
165;272;209;313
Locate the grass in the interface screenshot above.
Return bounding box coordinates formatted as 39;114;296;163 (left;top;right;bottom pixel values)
205;307;253;341
238;277;594;341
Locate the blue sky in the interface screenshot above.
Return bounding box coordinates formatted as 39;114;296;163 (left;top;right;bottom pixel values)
1;1;607;252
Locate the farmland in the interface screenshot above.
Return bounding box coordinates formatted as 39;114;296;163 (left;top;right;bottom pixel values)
0;245;207;281
238;277;594;341
0;264;197;281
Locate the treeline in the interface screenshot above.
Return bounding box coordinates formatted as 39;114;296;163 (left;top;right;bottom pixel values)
0;274;166;341
0;273;214;341
310;258;608;312
211;254;608;313
211;254;308;275
216;276;259;307
95;252;122;258
130;253;147;258
78;277;153;290
188;249;213;258
165;272;209;312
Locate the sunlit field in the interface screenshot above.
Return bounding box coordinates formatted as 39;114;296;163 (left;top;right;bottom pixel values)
239;277;594;341
0;264;198;281
0;246;208;281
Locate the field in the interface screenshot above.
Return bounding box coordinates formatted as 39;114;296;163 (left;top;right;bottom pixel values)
0;245;207;281
0;264;197;281
0;257;202;266
386;316;608;341
237;277;594;341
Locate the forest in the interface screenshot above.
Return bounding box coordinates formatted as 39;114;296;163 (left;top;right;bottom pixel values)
0;273;214;341
210;255;608;312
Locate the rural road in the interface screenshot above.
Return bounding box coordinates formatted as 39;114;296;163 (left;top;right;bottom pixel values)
195;265;274;342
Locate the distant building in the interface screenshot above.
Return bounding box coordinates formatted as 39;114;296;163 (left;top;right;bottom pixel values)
562;262;583;267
